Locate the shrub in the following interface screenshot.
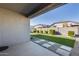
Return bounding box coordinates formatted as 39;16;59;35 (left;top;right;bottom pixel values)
40;30;43;33
48;29;55;35
32;28;37;33
39;30;43;33
68;31;74;37
36;30;39;33
44;30;48;34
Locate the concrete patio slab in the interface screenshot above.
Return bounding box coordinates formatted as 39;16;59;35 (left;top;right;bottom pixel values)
48;46;57;51
39;39;46;41
42;43;51;48
60;45;72;51
38;41;47;45
71;41;79;56
34;40;41;43
48;44;60;51
1;41;59;56
56;48;70;56
48;41;55;45
31;38;72;56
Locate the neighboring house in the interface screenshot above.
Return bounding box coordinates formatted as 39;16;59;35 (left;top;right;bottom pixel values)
49;21;79;36
31;24;49;32
33;24;49;28
50;21;79;28
33;21;79;36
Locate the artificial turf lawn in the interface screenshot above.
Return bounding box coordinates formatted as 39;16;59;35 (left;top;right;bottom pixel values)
31;34;75;48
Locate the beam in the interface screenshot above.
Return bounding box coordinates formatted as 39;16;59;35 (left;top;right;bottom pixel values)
29;3;66;18
26;3;51;17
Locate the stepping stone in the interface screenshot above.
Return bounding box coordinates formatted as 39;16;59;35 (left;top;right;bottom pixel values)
56;48;70;56
42;43;51;48
39;39;46;41
34;40;41;43
31;39;37;41
54;43;61;47
60;45;72;52
38;41;47;45
48;41;55;45
48;44;61;51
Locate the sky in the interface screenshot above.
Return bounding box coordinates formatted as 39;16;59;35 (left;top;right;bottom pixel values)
30;3;79;26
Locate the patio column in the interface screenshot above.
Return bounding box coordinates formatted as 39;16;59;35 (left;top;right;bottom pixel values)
0;8;30;46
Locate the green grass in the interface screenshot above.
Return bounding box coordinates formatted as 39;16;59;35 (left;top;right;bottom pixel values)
31;33;75;48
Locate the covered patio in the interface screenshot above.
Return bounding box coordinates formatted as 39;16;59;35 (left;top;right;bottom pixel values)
0;3;77;56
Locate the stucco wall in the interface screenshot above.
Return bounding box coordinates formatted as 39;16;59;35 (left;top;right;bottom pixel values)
0;8;30;46
36;26;79;36
58;27;79;36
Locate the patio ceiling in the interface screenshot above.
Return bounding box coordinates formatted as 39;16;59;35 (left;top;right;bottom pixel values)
0;3;66;18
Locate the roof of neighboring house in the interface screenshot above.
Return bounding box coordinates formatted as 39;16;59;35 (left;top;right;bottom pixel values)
33;24;50;28
32;21;79;28
50;21;79;27
71;25;79;27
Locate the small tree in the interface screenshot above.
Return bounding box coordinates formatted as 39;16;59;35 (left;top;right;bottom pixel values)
48;29;55;35
68;31;74;37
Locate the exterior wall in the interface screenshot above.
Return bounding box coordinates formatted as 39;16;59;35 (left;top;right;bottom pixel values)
53;23;64;27
35;26;79;36
0;8;30;46
58;27;79;36
68;22;77;26
34;25;43;28
49;22;79;36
